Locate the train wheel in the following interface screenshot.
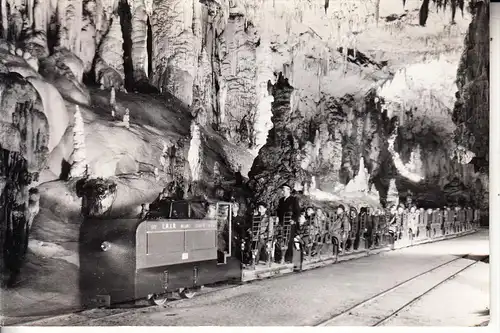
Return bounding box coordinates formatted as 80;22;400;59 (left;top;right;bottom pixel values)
148;293;169;306
179;288;197;299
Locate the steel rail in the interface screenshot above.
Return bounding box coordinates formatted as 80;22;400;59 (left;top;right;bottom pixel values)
315;255;477;326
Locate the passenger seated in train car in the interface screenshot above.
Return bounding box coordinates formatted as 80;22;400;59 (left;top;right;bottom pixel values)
293;211;308;254
312;208;326;256
253;202;272;264
450;206;457;232
371;209;381;247
444;207;451;230
334;205;350;254
408;205;418;240
396;204;405;240
426;208;433;238
295;207;317;257
230;202;251;264
359;207;369;248
349;207;359;251
214;203;230;263
387;205;398;249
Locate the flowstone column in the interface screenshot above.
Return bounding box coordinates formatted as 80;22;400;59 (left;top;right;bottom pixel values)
130;0;150;83
0;72;49;286
150;0;201;105
248;73;307;209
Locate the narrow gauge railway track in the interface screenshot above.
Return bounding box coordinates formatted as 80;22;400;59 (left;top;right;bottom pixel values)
315;255;488;327
15;249;483;326
17;282;241;326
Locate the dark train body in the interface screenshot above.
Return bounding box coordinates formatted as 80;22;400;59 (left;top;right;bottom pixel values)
79;201;240;307
79;198;481;308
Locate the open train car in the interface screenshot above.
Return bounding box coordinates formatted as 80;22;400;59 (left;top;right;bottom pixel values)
79;200;241;308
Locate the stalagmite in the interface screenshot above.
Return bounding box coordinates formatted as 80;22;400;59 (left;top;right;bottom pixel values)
387;179;399;207
69;105;88;179
187;121;202;182
27;188;40;230
213;161;221;185
123;108;130;129
345;157;370;193
160;140;169;172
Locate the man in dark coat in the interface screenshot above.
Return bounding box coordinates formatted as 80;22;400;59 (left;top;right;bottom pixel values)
276;183;301;263
231;202;250;264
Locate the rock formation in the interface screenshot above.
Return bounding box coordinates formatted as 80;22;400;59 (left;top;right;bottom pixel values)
95;13;125;89
344;157;371;193
129;0;151;84
452;0;489;211
0;72;49;285
187;120;202;182
76;177;118;218
248;73;307;209
386;178;399;208
123;108;130;128
69;105;88;179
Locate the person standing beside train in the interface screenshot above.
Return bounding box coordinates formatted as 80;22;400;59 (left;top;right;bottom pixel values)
276;183;301;263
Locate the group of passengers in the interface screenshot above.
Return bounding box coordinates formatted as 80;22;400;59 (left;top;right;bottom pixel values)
146;183;478;267
229;185;478;266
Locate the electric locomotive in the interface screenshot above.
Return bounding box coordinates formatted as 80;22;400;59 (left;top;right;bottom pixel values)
79;199;241;307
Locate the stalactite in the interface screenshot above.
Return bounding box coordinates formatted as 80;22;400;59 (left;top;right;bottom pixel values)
419;0;430;26
451;0;457;23
458;0;464;15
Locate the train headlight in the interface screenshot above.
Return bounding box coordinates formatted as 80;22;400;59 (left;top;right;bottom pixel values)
101;241;111;252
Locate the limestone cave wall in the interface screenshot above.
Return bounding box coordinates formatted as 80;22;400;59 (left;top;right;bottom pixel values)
0;0;489;208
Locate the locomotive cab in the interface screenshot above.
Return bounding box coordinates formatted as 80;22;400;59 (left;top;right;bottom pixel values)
79;200;241;308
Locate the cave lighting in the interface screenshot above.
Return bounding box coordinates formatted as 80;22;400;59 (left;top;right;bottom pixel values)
388;133;424;183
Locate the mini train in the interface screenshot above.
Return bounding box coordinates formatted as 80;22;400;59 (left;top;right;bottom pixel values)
79;197;481;308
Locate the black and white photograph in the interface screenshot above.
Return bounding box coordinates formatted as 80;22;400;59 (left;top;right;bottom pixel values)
0;0;494;328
